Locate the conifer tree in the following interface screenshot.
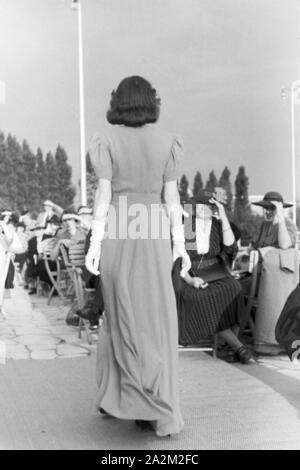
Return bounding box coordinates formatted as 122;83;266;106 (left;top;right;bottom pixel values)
45;152;59;203
205;170;218;192
0;131;11;208
54;145;76;208
22;140;39;212
234;166;251;222
192;171;203;197
219;166;233;210
178;174;190;202
6;134;26;211
36;147;47;205
86;152;98;207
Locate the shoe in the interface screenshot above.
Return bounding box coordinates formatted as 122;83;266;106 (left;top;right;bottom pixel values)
89;324;99;332
98;407;114;418
66;316;80;327
76;308;89;320
135;420;153;431
76;306;99;323
221;352;239;363
235;346;256;364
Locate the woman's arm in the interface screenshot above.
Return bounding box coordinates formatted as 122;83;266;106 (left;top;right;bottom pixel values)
85;178;112;275
182;272;207;288
93;179;112;222
164;180;182;228
164;180;191;277
272;201;293;249
210;198;235;246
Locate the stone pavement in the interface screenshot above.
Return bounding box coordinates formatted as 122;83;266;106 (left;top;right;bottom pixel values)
0;287;97;361
1;287;300;450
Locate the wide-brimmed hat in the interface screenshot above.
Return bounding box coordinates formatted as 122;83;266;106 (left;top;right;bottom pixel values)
192;189;216;209
192;189;216;206
251;191;293;209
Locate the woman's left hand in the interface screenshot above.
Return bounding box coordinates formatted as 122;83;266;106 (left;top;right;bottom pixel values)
209;198;225;217
271;200;284;222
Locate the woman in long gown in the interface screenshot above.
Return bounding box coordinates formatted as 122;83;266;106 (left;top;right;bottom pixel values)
85;76;191;437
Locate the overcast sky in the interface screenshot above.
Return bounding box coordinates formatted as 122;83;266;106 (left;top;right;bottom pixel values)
0;0;300;202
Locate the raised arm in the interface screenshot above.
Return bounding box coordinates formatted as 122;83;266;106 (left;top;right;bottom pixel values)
272;201;294;249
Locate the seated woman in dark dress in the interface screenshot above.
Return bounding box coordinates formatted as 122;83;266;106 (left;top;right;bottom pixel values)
173;189;254;364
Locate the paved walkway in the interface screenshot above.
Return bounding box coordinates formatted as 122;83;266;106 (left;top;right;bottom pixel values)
0;287;97;361
1;288;300;449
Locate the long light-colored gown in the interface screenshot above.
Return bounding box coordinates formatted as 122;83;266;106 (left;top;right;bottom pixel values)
90;124;184;437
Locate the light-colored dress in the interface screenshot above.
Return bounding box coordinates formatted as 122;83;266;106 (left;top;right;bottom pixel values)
253;219;299;354
90;124;184;437
254;247;300;354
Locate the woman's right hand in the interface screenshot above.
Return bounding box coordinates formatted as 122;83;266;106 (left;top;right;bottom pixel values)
180;250;191;278
173;244;191;277
191;277;207;288
85;244;101;276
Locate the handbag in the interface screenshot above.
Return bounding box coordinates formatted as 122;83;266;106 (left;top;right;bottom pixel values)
196;262;230;283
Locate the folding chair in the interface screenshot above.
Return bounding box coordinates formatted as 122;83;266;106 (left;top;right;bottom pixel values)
238;249;260;336
178;336;219;359
66;241;93;345
176;295;218;358
42;248;69;305
59;244;76;300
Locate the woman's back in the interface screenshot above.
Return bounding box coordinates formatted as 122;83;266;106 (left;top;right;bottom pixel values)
89;75;185;437
91;125;181;200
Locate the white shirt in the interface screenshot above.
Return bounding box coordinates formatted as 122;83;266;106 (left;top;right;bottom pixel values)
196;218;212;254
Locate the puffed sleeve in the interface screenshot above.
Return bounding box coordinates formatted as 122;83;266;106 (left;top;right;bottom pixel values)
163;135;183;183
89;133;113;181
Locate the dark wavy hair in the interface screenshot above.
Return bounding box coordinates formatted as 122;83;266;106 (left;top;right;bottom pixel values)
106;76;161;127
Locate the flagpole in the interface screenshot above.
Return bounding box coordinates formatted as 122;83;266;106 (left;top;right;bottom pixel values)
281;80;300;226
0;80;5;105
291;81;296;224
74;0;87;206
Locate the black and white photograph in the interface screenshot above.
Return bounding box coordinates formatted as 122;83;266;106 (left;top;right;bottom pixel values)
0;0;300;453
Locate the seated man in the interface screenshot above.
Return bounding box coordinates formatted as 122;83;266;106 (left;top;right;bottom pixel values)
51;210;86;260
36;200;63;228
243;191;299;355
33;215;63;292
